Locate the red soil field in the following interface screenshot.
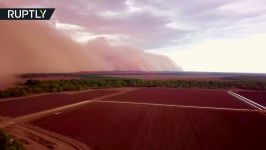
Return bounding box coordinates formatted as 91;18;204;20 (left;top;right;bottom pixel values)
31;102;266;150
104;88;252;109
0;90;117;117
236;91;266;106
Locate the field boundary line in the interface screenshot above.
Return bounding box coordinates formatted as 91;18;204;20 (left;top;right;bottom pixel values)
228;91;266;111
0;89;101;102
0;88;138;128
0;88;126;103
97;100;259;112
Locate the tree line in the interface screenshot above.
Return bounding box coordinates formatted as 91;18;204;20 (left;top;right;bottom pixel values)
1;77;266;99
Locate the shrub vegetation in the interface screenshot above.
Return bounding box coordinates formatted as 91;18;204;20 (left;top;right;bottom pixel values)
0;128;24;150
1;77;266;99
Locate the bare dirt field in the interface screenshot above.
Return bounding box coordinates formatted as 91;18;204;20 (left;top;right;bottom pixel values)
236;91;266;107
104;88;253;109
31;102;266;150
1;87;265;150
0;90;118;117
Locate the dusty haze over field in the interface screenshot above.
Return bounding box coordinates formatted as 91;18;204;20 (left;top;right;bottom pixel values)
0;20;180;84
2;0;264;73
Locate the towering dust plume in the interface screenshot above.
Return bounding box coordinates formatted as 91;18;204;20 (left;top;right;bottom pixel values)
0;21;181;84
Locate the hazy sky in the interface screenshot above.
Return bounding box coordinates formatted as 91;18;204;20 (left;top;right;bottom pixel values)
3;0;266;73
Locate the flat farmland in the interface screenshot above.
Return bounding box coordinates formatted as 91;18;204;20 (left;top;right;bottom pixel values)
31;102;266;150
0;90;117;117
236;91;266;107
104;88;252;109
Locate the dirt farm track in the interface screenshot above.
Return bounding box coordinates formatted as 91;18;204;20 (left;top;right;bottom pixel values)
0;87;266;150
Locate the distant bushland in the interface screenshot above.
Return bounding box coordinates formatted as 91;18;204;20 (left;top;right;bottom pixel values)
1;76;266;99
